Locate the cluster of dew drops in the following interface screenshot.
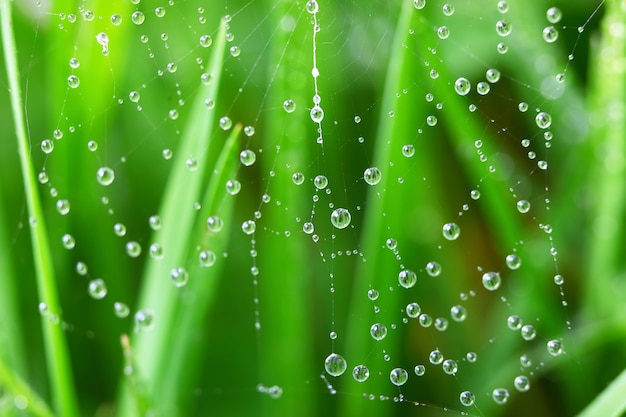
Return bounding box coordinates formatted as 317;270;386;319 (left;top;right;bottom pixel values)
316;0;573;410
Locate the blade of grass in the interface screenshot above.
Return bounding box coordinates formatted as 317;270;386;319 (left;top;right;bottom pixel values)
116;18;228;416
0;2;79;416
155;124;241;410
576;366;626;417
585;0;626;319
0;356;55;417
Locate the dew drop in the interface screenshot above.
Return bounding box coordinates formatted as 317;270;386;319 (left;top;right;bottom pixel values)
460;391;475;406
492;388;510;405
292;172;305;185
134;309;155;331
240;150;256;166
199;34;212;47
406;302;421;318
505;254;521;269
426;261;441;277
402;144;415;157
367;289;379;301
482;271;501;291
283;99;296;113
454;77;471;96
542;26;559;43
437;26;450;39
547;339;563;356
476;81;491;95
114;302;130;318
514;375;530;392
554;274;564;285
67;75;80;89
535;111;552;128
199;250;216;267
219;116;233;130
486;68;501;83
414;364;426;376
207;216;224;232
88;278;107;299
324;353;347;377
518;102;529;112
330;208;351;229
442;222;460;240
171;267;189;287
310;105;324;123
352;365;369;382
131;11;145;25
546;6;562;23
229;46;241;57
41;139;54;154
126;241;142;258
96;167;115;186
521;324;536;341
242;220;256;235
450;305;467;322
429;349;443;365
363;167;382;185
442;359;458;375
398;269;417;289
517;199;531;213
496;20;512;36
314;175;328;189
442;3;454;16
507;315;522;330
303;222;314;234
62;234;75;249
497;1;508;13
413;0;426;9
390;368;409;386
370;323;388;341
149;243;164;259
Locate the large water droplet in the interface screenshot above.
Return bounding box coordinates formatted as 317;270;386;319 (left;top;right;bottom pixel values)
482;271;501;291
240;149;256;166
171;267;189;287
96;167;115;186
88;278;107;299
330;208;351;229
324;353;347;377
442;222;460;240
496;20;512;36
492;388;510;405
454;77;471;96
398;269;417;288
542;26;559;43
352;365;369;382
363;167;382;185
460;391;475;406
370;323;388;341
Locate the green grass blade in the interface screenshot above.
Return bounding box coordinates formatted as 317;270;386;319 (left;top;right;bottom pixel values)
0;2;79;416
154;124;241;408
576;366;626;417
0;356;55;417
116;18;228;416
585;0;626;319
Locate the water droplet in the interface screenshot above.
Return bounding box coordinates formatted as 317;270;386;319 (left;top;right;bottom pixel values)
496;20;512;37
429;349;443;365
67;75;80;89
41;139;54;154
497;42;508;54
486;68;501;83
535;111;552;129
390;368;408;386
406;302;421;318
363;167;382;185
505;254;521;269
314;175;328;189
426;115;438;126
492;388;510;405
134;309;155;331
199;250;216;267
367;289;379;301
497;1;509;13
229;45;241;57
518;102;529;112
454;77;471;96
507;315;522;330
310;105;324;123
521;324;536;341
207;216;224;232
398;269;417;288
242;220;256;235
554;274;564;285
111;223;126;237
442;3;454;16
219;116;233;130
292;172;305;185
546;6;562;24
419;314;433;327
414;364;426;376
402;144;415;157
517;199;531;213
460;391;475;406
470;189;481;200
76;262;88;275
442;359;458;375
114;302;129;318
171;267;189;287
370;323;388;341
62;234;75;249
476;81;491;95
442;222;460;240
330;208;351;229
324;353;347;377
520;354;532;367
96;167;115;186
168;110;179;121
542;26;559;43
547;339;563;356
166;62;177;73
69;57;80;69
283;99;296;113
132;11;145;25
437;26;450;39
126;241;142;258
226;179;241;195
482;271;501;291
352;365;369;382
466;352;477;362
435;317;449;331
303;222;315;234
149;243;164;259
243;126;255;136
305;0;319;14
413;0;426;10
514;375;530;392
425;261;441;277
155;7;165;17
450;305;467;322
88;278;107;299
240;149;256;166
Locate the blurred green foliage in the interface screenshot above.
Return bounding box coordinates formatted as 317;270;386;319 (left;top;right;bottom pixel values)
1;0;625;416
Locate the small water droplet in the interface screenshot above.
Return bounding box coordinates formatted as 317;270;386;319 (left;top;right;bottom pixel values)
88;278;107;299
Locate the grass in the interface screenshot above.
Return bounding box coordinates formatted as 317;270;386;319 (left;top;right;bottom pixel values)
1;0;626;416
